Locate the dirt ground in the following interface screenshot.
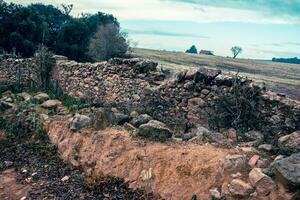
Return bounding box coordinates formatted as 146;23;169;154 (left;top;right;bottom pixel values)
48;119;245;200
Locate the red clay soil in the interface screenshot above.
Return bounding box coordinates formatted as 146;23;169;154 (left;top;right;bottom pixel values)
0;169;31;200
47;119;243;200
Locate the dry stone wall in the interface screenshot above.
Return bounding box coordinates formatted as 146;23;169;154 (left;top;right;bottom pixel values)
0;58;39;91
1;57;300;136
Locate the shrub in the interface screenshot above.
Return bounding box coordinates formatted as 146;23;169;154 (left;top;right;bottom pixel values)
208;77;265;138
87;23;129;61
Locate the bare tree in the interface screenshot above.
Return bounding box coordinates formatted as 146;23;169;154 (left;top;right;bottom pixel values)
87;23;129;61
231;46;242;59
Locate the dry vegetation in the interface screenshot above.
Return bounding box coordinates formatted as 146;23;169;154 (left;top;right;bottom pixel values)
132;48;300;99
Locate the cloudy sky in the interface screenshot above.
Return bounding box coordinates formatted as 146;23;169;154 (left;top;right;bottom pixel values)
7;0;300;59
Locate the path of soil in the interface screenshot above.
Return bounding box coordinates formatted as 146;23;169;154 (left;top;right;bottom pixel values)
48;119;245;200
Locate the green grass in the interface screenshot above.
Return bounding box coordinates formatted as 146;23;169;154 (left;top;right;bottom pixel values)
132;48;300;99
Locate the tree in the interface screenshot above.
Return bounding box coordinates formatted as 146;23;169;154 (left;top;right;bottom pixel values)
231;46;242;59
87;23;128;61
185;45;198;54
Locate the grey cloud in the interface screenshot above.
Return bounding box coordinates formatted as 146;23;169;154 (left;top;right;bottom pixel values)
126;29;209;38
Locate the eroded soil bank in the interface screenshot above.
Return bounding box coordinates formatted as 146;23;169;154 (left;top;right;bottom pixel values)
47;118;244;200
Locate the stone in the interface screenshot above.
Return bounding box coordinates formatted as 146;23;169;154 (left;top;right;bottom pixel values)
34;92;50;102
130;111;139;118
195;126;211;138
248;155;260;168
258;144;273;152
70;113;91;131
220;154;247;173
4;161;13;167
0;101;14;111
201;89;210;95
256;158;269;168
124;122;137;135
175;70;188;83
207;132;229;146
187;97;206;109
249;168;276;196
41;100;62;109
231;172;242;178
228;128;237;142
209;188;221;199
137;120;173;142
229;179;254;197
278;131;300;154
273;152;300;187
61;176;69;182
131;114;152;127
17;92;32;101
113;112;131;125
221;182;230;196
244;131;263;142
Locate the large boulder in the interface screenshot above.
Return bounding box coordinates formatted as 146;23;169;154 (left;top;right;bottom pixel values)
70;113;92;132
278;131;300;154
137;120;173;142
131;114;152;127
273;152;300;188
249;168;276;196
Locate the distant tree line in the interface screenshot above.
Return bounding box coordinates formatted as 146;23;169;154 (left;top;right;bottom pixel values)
0;0;128;61
272;57;300;65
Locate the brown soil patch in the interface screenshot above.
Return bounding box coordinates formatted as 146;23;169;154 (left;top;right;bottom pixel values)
47;119;242;199
0;169;31;200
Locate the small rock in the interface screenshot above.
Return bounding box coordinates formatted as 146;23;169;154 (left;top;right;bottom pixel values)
4;161;13;167
228;128;237;142
229;179;254;197
209;188;221;199
34;92;50;102
256;158;269;168
248;155;260;168
137;120;173;142
130;111;139;118
131;114;152;127
201;89;210;95
231;172;242;178
258;144;273;152
278;131;300;154
61;176;70;182
17;92;32;101
220;154;247;173
244;131;263;142
221;182;230;196
70;113;91;131
124;122;137;135
249;168;276;196
0;101;14;111
41;99;62;109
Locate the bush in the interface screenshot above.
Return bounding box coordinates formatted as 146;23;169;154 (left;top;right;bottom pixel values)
208;77;265;137
87;23;129;61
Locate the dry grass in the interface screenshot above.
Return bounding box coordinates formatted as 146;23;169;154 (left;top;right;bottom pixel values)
132;48;300;99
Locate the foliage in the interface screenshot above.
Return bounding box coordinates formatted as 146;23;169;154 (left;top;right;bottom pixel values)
272;57;300;64
208;77;265;137
231;46;242;59
185;45;198;54
87;23;129;61
34;45;55;89
0;1;123;61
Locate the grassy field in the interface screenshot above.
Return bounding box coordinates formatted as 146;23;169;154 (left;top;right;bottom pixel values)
132;48;300;99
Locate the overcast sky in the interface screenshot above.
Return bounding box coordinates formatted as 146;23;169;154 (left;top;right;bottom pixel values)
7;0;300;59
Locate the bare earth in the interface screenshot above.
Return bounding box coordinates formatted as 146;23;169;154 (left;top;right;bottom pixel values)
47;119;247;200
132;48;300;100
